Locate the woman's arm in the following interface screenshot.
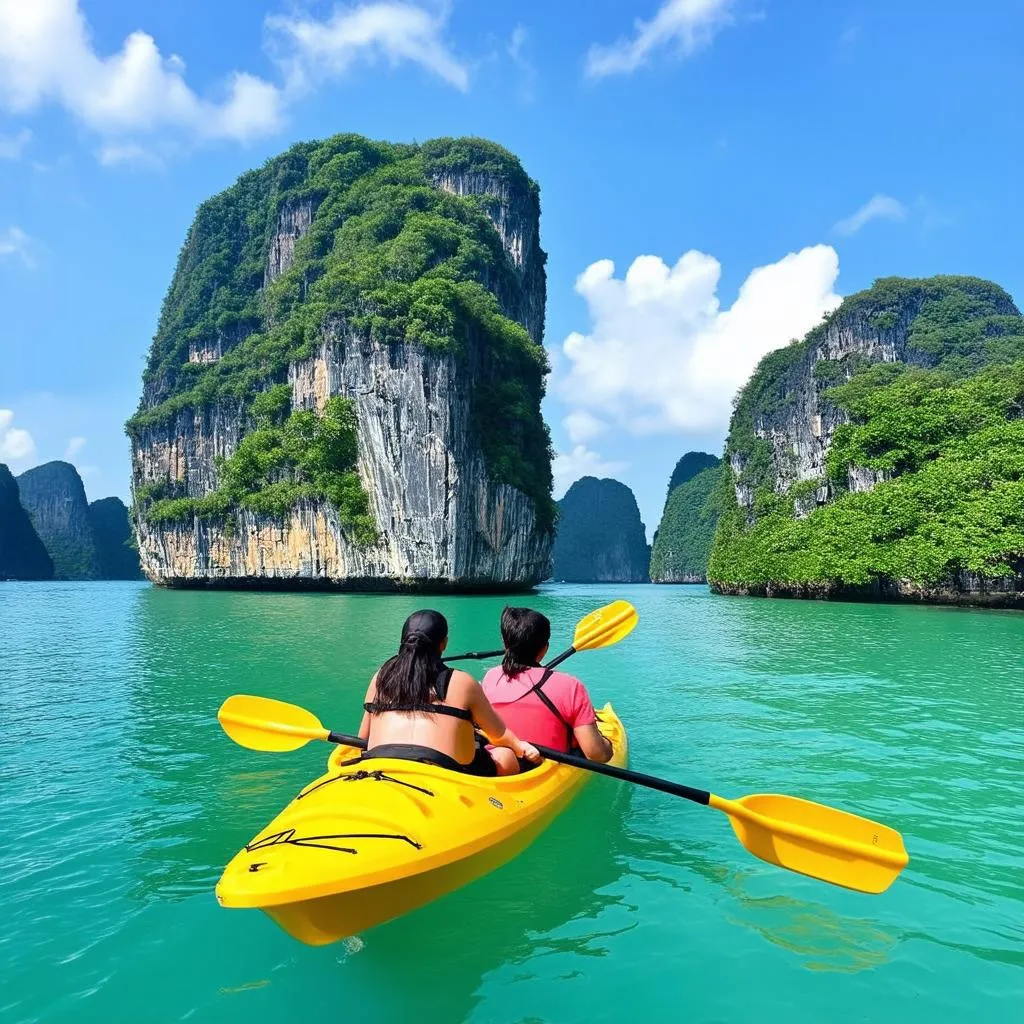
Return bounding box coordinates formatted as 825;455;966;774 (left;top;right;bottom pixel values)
358;674;377;742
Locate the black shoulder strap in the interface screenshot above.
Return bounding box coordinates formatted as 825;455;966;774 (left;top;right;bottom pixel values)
363;700;472;722
363;668;470;722
433;666;454;702
508;668;575;751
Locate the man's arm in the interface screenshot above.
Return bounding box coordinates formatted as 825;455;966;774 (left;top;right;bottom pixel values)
573;722;614;763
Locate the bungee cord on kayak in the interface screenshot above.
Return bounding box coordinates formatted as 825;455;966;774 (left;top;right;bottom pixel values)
245;829;424;856
215;600;909;946
297;769;435;801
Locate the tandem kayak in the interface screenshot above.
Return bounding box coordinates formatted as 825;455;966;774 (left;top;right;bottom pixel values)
215;704;628;945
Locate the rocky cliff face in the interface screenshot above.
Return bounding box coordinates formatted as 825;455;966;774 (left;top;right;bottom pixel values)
129;135;553;590
16;461;100;579
88;498;143;580
710;276;1024;607
650;455;721;584
0;464;53;580
552;477;650;583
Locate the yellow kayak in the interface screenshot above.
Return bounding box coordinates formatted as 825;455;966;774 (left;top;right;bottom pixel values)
216;704;627;945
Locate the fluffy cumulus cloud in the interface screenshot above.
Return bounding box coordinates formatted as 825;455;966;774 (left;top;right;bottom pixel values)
0;1;467;162
552;445;628;499
586;0;735;78
266;2;469;93
0;0;284;149
833;194;908;236
557;245;842;440
0;409;36;461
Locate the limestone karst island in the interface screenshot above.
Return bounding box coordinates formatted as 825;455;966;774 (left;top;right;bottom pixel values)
127;136;553;591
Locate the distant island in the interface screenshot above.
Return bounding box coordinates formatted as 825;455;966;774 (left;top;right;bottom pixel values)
128;134;554;592
551;477;649;583
650;453;722;583
708;275;1024;608
0;461;141;581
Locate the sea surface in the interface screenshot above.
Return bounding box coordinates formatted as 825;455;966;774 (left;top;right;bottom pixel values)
1;582;1022;1023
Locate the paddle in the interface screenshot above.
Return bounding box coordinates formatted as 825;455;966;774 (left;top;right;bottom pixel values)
442;649;504;663
219;693;908;894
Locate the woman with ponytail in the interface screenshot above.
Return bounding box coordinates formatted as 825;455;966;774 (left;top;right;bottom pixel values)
358;610;540;777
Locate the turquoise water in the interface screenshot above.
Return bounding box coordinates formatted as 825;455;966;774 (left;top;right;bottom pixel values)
1;582;1022;1023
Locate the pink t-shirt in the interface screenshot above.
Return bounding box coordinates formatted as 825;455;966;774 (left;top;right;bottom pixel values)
481;666;597;752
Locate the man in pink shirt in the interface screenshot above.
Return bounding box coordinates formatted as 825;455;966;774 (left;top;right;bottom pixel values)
481;607;614;762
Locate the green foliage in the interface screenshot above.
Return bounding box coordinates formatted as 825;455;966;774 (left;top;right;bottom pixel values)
127;133;554;530
145;397;376;544
251;383;293;425
664;452;720;503
650;464;723;581
826;362;1024;480
709;360;1024;587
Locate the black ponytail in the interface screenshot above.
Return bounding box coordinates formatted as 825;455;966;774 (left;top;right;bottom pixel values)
374;610;449;710
500;606;550;678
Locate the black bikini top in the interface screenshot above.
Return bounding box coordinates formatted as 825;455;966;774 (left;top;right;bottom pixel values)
364;667;473;722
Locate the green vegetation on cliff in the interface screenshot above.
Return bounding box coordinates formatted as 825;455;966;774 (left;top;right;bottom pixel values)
651;459;722;582
552;477;650;582
710;276;1024;592
129;134;553;532
663;451;720;507
145;392;374;543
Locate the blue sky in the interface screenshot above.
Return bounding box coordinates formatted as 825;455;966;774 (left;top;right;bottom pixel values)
0;0;1022;537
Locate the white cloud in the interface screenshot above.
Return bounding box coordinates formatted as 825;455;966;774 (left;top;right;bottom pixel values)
558;245;842;439
552;444;628;498
0;2;471;162
64;435;87;459
586;0;735;79
9;2;283;140
0;0;282;151
507;24;537;101
0;127;31;159
563;411;607;444
0;226;36;268
833;194;908;236
0;409;36;461
267;2;469;93
96;141;166;168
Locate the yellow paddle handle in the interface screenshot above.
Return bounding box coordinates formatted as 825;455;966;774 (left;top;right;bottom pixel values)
709;794;909;869
220;709;330;743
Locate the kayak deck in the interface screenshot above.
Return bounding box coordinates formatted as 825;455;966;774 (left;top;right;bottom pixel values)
216;703;627;945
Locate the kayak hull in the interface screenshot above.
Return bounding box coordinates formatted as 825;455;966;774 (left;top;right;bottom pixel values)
217;704;627;945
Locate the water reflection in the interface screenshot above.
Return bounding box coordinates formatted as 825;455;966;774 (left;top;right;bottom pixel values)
341;785;635;1023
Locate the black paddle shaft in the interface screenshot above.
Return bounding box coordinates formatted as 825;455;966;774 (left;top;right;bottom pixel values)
442;649;504;663
323;730;712;808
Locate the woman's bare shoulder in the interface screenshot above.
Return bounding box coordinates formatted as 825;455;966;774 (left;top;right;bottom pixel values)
447;668;480;700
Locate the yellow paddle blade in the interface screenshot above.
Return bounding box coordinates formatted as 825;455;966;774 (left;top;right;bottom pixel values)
572;600;638;652
218;694;329;753
710;793;909;894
